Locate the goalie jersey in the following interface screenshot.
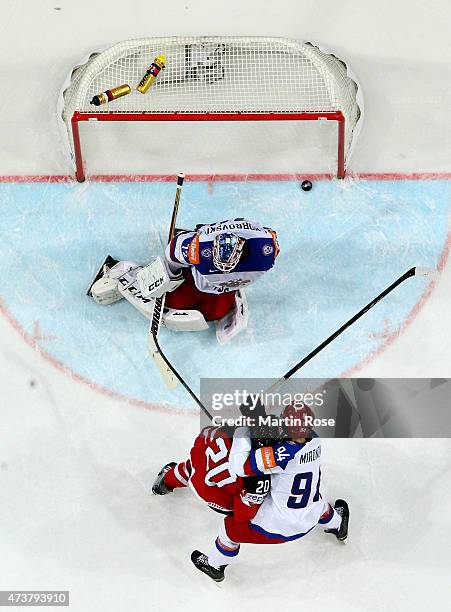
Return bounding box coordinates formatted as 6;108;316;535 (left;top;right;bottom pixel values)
165;219;279;294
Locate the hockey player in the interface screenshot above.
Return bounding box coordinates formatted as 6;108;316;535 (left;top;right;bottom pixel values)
87;218;279;344
152;424;270;520
190;403;350;582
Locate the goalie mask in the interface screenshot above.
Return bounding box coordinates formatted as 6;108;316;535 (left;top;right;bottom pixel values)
212;233;246;272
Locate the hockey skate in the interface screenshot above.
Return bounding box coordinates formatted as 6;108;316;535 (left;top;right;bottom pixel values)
325;499;350;542
191;551;226;582
152;462;177;495
86;255;119;297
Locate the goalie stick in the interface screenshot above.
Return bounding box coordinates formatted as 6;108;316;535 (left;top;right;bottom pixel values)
152;330;213;419
148;173;185;389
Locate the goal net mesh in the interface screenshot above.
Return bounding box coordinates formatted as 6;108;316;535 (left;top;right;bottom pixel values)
61;37;362;169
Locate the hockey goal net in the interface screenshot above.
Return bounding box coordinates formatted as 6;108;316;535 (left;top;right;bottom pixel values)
60;37;362;181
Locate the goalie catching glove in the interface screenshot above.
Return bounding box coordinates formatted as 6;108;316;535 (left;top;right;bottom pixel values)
137;256;184;298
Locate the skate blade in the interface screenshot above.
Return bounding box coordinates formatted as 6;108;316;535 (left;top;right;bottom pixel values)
86;255;116;296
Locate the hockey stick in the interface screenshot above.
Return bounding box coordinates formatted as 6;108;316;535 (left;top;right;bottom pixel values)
149;263;435;420
151;330;213;419
266;266;437;394
145;173;214;418
148;173;184;389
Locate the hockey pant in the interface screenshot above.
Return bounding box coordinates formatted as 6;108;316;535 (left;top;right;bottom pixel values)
165;268;237;322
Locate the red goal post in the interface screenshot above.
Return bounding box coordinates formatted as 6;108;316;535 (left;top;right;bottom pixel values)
60;37;362;182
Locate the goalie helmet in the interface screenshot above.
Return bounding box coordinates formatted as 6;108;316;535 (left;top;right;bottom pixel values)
212;233;246;272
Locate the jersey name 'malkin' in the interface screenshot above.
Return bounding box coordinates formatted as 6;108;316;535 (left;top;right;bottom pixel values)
165;219;279;294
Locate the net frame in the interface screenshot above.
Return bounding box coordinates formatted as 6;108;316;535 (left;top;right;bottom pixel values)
60;36;362;181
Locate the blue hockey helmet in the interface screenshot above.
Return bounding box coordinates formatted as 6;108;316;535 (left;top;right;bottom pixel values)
212;233;246;272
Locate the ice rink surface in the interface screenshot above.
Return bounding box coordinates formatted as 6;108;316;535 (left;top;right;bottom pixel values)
1;179;450;408
1;1;451;611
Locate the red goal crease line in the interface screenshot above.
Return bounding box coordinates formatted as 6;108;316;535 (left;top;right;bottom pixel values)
0;172;450;183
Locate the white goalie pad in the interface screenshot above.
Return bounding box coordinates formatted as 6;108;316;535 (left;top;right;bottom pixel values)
137;257;184;298
89;258;158;319
90;276;122;305
107;260;142;279
118;268;156;319
163;308;209;332
90;259;141;305
216;290;249;345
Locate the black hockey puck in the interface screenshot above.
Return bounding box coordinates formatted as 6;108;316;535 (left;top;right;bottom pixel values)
301;180;312;192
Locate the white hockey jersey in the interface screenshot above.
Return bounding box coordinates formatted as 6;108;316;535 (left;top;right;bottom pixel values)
165;219;279;294
230;428;329;540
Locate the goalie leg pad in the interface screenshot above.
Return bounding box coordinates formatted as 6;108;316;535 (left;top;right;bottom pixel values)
216;289;249;345
163;308;209;332
88;255;123;304
90;276;122;305
118;268;156;319
88;258;143;305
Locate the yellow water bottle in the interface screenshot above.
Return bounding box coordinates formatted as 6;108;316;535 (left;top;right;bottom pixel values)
137;55;166;94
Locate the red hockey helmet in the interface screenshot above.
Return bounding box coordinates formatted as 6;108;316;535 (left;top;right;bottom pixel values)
281;402;315;439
